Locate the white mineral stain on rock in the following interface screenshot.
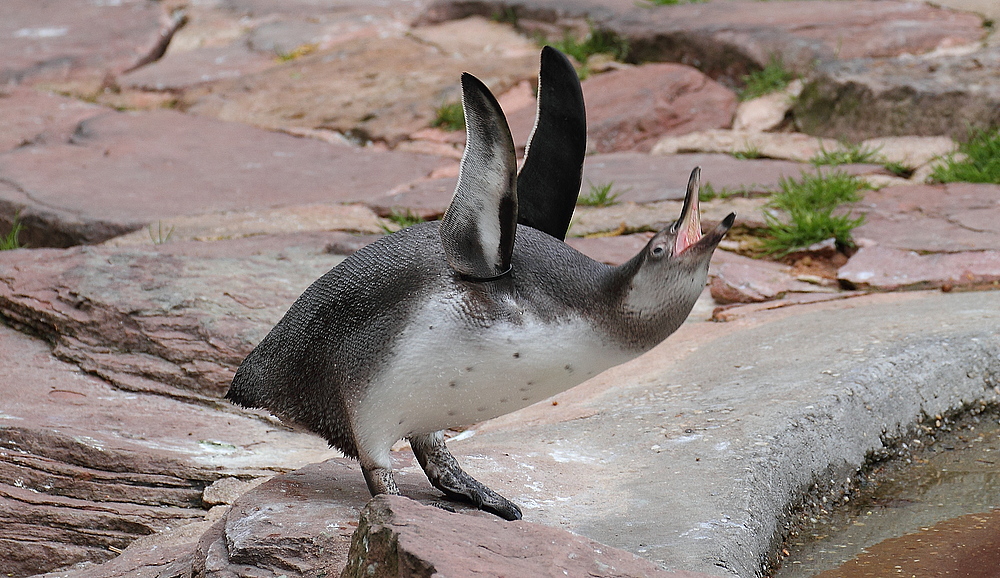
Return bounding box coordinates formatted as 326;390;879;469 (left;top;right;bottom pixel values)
549;449;599;464
15;27;68;38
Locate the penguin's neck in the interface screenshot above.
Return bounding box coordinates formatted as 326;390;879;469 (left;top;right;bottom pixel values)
594;252;708;352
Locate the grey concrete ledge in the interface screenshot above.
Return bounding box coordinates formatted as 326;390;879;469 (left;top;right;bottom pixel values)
453;290;1000;577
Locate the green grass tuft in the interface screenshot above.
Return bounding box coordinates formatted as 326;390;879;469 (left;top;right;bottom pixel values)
381;209;426;233
760;171;867;255
490;7;519;25
699;182;718;203
930;128;1000;184
577;182;624;207
732;143;764;160
431;102;465;132
545;27;629;65
148;221;174;245
1;217;23;250
810;142;880;166
738;57;795;101
699;183;755;202
882;160;913;178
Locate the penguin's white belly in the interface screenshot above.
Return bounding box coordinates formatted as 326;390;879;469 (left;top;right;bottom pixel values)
353;298;635;455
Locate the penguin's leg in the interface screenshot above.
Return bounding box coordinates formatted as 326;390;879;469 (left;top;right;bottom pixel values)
358;449;399;496
361;464;398;496
408;431;522;521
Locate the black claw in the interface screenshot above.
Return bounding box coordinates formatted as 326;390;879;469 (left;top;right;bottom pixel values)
430;501;458;514
485;501;522;521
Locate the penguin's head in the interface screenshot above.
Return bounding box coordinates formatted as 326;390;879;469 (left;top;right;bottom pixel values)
622;167;734;326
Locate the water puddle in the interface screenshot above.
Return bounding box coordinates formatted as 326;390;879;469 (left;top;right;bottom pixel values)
772;413;1000;577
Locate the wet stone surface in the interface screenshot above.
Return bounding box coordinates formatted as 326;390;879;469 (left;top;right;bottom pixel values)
775;412;1000;577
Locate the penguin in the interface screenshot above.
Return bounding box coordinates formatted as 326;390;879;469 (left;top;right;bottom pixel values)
227;47;735;521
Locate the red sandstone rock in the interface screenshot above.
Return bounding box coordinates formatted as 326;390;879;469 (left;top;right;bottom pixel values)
420;1;984;85
566;233;654;265
614;0;984;81
838;246;1000;291
504;63;737;153
121;45;275;92
0;234;349;397
0;109;443;247
0;0;167;85
0;322;329;576
582;153;883;204
179;19;539;147
853;183;1000;253
0;87;102;153
709;251;837;304
795;45;1000;141
191;458;448;578
342;494;714;578
581;64;736;152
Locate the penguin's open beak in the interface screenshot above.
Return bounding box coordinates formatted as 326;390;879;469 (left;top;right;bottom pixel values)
672;167;736;257
673;167;705;255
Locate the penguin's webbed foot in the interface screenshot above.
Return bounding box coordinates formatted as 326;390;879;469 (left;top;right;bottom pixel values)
409;432;523;521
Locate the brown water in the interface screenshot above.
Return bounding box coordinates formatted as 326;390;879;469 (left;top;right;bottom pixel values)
772;414;1000;577
814;509;1000;578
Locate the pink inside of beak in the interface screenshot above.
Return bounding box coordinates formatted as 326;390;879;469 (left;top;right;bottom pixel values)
673;199;703;255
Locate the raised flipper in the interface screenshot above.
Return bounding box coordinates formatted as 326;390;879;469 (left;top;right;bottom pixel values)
516;46;587;241
440;73;518;280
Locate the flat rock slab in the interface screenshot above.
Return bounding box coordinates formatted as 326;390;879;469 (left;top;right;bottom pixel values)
616;0;985;79
179;17;539;146
0;87;103;154
0;0;166;86
0;109;442;247
504;62;737;153
442;291;1000;576
0;234;348;398
569;196;768;237
565;233;654;266
120;44;276;92
33;519;212;578
733;80;803;132
0;322;330;576
342;494;712;578
192;458;445;577
119;0;425;92
853;183;1000;253
709;251;837;304
653;130;842;164
838;246;1000;291
420;0;984;85
103;203;387;246
373;153;802;217
795;45;1000;141
584;153;884;204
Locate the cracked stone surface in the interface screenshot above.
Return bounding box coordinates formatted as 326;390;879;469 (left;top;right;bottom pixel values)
2;1;1000;576
178;17;540;146
0;108;442;247
795;45;1000;141
0;322;330;576
0;0;167;86
420;0;985;84
0;235;347;398
342;494;711;578
852;183;1000;253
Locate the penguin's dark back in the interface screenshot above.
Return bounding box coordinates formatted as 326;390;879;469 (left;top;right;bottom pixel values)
227;223;442;457
227;222;613;457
